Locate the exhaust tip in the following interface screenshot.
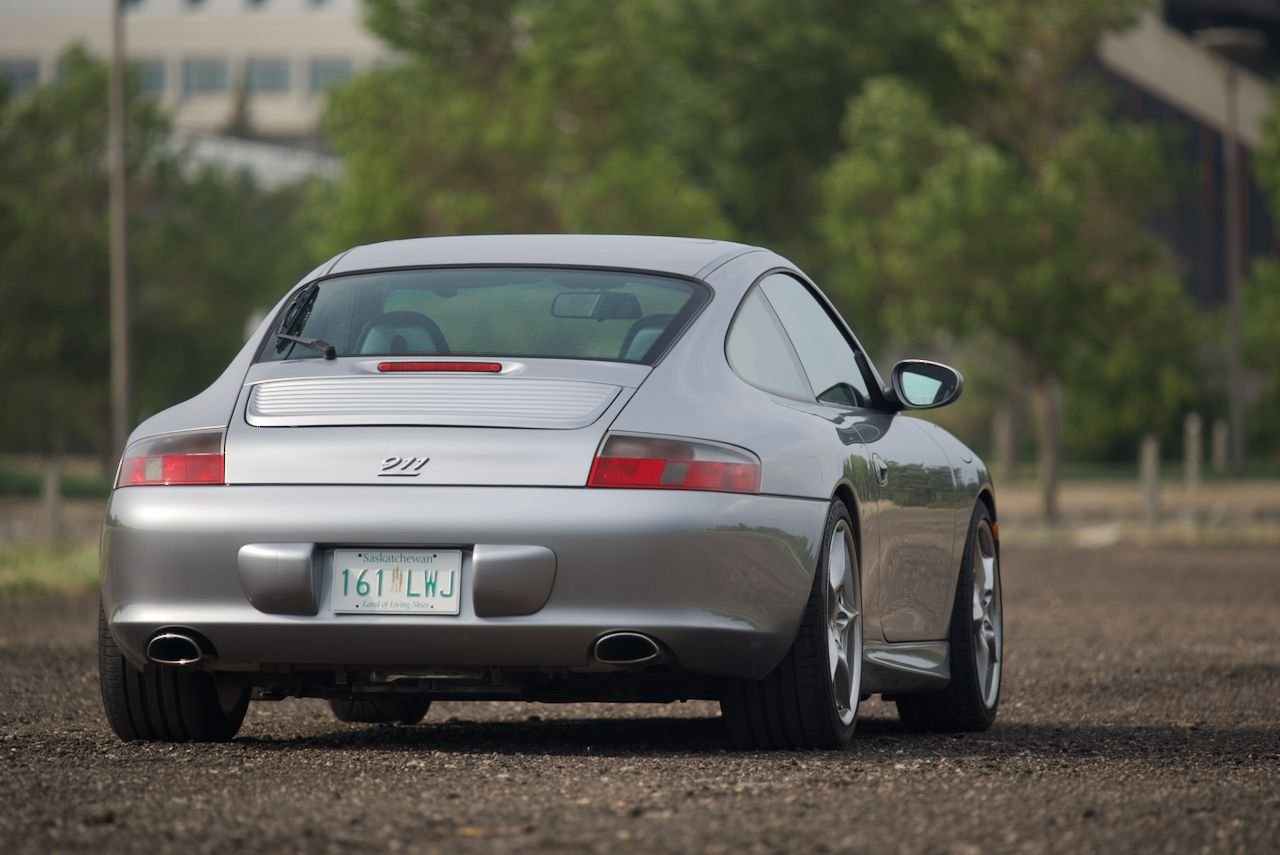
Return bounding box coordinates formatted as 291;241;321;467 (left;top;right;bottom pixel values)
593;631;661;666
147;632;203;666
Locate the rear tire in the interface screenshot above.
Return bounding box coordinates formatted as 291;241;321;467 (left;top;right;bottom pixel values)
720;501;862;750
328;696;431;725
98;604;250;742
896;503;1002;732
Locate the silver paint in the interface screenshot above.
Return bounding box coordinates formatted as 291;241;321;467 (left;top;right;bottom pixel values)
470;544;557;618
247;375;622;429
237;542;320;616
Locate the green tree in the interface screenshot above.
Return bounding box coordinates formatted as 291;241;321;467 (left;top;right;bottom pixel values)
318;0;729;254
324;0;963;257
0;47;311;470
0;47;166;459
821;1;1201;520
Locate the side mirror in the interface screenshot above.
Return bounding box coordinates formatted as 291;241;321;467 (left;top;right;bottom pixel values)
890;359;964;410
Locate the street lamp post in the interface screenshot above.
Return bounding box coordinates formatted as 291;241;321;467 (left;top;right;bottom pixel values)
1193;27;1265;475
108;0;130;459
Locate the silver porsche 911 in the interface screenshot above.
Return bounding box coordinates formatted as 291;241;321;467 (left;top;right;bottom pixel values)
98;234;1002;750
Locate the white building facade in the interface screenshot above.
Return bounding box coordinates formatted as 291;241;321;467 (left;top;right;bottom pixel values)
0;0;389;138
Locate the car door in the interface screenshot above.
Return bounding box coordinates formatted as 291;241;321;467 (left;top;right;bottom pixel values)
756;273;959;644
859;416;959;641
746;273;884;625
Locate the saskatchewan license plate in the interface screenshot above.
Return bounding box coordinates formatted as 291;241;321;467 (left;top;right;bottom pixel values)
331;549;462;615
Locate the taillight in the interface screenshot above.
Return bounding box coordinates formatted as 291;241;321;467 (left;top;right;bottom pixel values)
588;434;761;494
117;430;225;487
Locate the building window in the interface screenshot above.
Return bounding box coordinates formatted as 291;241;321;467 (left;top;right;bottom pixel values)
247;58;290;93
309;58;353;93
0;59;40;95
138;60;166;96
183;58;228;96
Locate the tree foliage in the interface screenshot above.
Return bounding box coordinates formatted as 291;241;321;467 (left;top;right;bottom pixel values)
0;47;309;457
0;1;1242;500
819;0;1202;516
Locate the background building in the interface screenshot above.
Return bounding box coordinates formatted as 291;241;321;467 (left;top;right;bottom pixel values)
0;0;387;141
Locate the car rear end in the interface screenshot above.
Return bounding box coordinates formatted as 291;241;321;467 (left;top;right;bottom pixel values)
101;264;826;711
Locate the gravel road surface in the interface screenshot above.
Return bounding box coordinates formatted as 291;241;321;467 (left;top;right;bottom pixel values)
2;544;1278;854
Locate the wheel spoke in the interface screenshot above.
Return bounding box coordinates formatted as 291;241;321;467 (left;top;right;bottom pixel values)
831;652;852;714
828;533;846;592
824;521;861;727
970;521;1003;708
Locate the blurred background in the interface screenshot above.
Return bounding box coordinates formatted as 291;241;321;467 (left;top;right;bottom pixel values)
1;0;1278;590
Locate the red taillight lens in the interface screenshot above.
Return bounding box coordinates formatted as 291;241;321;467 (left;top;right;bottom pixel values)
116;430;225;487
378;361;503;373
588;434;761;494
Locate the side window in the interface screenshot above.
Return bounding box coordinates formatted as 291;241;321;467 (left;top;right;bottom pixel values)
759;274;873;408
726;288;812;399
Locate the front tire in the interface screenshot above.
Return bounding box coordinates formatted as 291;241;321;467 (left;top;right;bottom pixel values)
720;501;863;750
98;604;250;742
896;503;1003;732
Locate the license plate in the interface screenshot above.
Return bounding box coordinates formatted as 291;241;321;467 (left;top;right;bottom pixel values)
331;549;462;615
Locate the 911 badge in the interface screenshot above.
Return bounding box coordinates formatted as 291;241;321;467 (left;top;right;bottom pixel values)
378;456;429;477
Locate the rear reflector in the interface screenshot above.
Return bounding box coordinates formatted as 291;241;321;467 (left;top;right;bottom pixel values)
378;361;502;373
588;434;761;494
117;430;225;487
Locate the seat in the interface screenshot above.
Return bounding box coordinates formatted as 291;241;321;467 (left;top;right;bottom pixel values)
618;314;675;362
356;311;449;355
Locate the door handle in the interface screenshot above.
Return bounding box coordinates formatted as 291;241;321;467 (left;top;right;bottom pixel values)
872;453;889;486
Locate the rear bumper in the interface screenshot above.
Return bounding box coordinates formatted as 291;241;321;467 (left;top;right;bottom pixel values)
101;486;826;680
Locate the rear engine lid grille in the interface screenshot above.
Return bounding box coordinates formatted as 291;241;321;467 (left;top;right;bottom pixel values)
246;376;621;429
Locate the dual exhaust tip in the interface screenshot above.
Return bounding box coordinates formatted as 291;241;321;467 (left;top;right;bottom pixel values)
146;632;203;667
593;631;662;666
149;629;662;669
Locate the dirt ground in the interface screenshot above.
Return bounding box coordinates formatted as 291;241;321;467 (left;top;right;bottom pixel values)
1;543;1278;854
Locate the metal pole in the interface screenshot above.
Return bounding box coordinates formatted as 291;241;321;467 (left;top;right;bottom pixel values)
109;0;130;458
1222;66;1247;473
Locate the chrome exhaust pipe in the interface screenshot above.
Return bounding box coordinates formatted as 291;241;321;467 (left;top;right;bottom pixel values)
593;632;662;666
147;632;203;667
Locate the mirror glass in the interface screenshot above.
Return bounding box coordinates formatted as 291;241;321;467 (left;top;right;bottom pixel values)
893;360;962;409
902;371;944;405
550;291;643;320
551;291;601;319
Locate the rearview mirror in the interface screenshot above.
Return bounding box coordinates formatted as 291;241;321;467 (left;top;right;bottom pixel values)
891;359;964;410
551;291;643;321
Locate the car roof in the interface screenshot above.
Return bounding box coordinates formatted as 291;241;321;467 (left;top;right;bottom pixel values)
328;234;762;280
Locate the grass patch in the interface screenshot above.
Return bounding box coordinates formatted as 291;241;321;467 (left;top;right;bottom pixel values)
0;543;99;598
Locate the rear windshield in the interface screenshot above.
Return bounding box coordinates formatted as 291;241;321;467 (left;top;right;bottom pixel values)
263;267;707;364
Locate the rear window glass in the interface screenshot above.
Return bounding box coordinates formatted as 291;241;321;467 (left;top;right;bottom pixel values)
263;267;707;364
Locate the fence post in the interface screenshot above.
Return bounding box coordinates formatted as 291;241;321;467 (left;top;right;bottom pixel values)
991;408;1015;484
1211;419;1229;475
1184;413;1203;529
1184;413;1202;491
38;457;62;549
1140;433;1160;530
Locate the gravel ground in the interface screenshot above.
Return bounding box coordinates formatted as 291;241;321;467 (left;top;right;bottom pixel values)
2;544;1278;854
